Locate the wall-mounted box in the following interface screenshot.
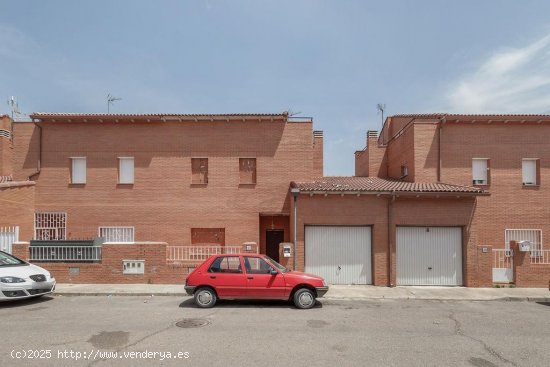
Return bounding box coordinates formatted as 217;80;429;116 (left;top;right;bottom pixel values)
123;260;145;274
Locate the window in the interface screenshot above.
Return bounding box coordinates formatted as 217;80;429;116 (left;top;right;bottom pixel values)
522;159;539;186
99;226;134;242
34;212;67;240
208;256;242;273
239;158;257;184
472;158;489;185
191;158;208;184
71;157;86;184
118;157;134;184
244;256;275;274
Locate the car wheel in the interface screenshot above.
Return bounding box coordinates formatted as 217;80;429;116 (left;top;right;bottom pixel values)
293;288;316;309
194;287;217;308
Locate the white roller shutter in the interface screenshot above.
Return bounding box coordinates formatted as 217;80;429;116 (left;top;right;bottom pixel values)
522;159;537;185
119;157;134;184
397;226;463;286
305;226;371;285
71;157;86;184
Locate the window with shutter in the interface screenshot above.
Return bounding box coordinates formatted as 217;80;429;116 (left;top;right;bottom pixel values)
472;158;488;185
522;159;538;186
71;157;86;184
118;157;134;184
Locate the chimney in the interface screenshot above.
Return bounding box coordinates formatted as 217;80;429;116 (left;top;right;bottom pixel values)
313;130;323;177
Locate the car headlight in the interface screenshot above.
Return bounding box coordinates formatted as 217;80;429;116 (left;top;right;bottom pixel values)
0;276;26;283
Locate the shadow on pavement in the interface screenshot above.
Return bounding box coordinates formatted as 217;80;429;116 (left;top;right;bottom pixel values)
179;298;322;309
535;302;550;307
0;295;55;308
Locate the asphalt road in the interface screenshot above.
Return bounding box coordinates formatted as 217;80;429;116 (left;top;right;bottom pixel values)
1;295;549;367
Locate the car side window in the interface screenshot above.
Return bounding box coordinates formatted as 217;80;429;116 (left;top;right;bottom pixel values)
208;256;242;274
244;257;274;274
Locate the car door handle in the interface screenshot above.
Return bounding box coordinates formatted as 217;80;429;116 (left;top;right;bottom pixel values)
210;276;216;279
247;276;254;279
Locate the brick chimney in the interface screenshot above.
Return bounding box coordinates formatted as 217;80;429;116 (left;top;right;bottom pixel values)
0;115;13;178
313;130;323;177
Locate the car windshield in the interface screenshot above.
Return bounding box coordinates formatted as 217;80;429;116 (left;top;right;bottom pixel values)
264;256;290;273
0;251;26;267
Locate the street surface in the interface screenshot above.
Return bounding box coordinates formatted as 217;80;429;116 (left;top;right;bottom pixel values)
1;295;549;366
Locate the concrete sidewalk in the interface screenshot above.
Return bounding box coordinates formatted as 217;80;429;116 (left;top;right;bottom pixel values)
53;284;550;302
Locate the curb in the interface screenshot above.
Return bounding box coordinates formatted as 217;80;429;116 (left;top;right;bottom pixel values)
52;293;550;302
55;292;188;297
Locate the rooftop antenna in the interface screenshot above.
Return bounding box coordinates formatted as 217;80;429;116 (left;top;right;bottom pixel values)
376;103;386;129
287;109;302;117
7;96;21;120
107;93;122;113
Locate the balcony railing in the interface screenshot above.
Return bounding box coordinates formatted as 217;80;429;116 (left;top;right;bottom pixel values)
167;245;247;263
530;249;550;264
30;246;102;262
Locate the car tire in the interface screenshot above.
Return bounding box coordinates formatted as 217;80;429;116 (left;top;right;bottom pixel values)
194;287;217;308
293;288;316;309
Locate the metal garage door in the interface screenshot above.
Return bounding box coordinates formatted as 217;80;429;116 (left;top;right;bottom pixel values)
305;226;371;285
397;226;463;286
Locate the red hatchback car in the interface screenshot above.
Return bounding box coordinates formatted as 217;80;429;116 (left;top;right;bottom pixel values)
184;254;328;309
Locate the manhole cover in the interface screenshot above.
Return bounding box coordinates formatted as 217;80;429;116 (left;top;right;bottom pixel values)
176;318;211;328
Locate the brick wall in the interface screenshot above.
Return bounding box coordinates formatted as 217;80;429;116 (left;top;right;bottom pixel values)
11;118;316;248
386;123;415;181
0;182;35;240
12;242;188;284
511;241;550;288
12;122;40;181
440;122;550;255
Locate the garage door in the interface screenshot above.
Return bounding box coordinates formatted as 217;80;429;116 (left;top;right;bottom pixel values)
305;226;371;285
397;226;462;286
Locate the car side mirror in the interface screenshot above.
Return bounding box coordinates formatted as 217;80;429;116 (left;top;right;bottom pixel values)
269;269;278;276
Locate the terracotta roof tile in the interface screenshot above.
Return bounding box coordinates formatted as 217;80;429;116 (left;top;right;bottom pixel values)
291;177;486;194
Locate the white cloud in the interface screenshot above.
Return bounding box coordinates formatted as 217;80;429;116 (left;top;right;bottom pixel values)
445;34;550;113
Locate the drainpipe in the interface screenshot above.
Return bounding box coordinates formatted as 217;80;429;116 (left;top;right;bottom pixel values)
291;187;300;271
437;116;445;182
28;120;42;180
387;193;395;287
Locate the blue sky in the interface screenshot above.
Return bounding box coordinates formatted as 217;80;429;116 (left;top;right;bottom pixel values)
1;1;550;175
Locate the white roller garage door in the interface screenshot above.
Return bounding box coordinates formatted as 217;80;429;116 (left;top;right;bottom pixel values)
305;226;371;285
397;226;463;286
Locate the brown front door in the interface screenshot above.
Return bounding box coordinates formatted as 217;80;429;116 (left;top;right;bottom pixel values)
266;230;284;262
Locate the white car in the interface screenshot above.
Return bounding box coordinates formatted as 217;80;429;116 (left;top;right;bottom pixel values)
0;250;56;301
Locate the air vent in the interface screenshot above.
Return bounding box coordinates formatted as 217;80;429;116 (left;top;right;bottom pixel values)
0;129;10;139
123;260;145;274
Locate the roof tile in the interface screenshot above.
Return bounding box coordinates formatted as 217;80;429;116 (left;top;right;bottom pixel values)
292;177;486;194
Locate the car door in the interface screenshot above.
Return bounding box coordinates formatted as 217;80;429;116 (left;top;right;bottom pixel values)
243;256;286;299
206;256;247;298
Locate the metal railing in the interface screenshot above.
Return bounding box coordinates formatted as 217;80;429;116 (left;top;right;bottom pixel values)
167;245;247;262
30;246;102;262
493;249;513;269
530;249;550;264
0;226;19;254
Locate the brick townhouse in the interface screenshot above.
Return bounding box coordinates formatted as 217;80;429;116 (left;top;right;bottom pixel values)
1;112;549;287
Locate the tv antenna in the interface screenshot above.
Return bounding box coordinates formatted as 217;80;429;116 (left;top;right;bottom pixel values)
376;103;386;128
7;96;21;120
107;94;122;113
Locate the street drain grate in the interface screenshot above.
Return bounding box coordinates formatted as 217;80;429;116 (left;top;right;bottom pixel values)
176;318;211;328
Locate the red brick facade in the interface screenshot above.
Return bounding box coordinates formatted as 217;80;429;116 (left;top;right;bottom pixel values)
1;112;549;287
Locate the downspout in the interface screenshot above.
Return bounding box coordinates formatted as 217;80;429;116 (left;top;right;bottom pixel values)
28;120;42;180
437;116;445;182
291;187;300;271
387;193;395;287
